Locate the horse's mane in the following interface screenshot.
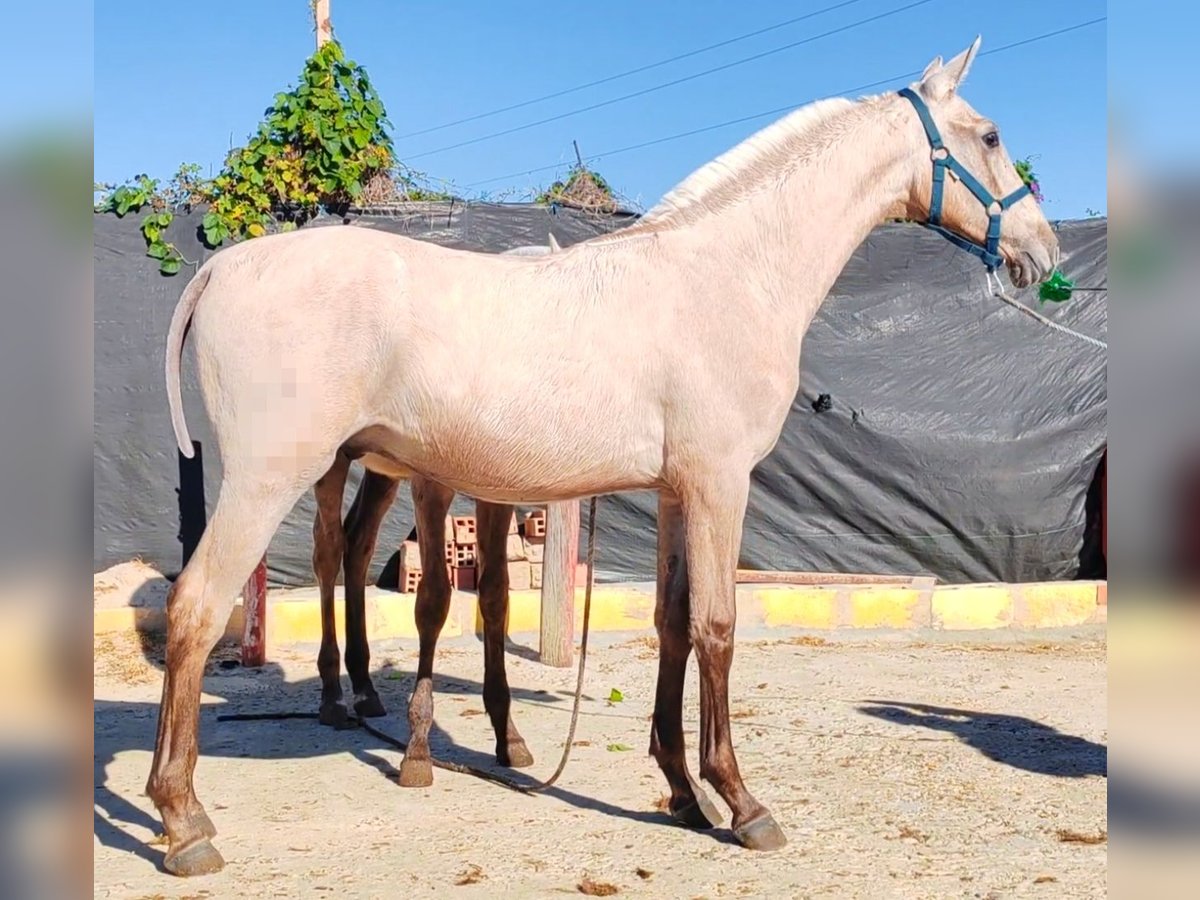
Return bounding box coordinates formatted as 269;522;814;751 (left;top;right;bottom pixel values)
602;96;869;240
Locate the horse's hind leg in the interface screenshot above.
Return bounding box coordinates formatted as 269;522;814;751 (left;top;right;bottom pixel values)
342;469;400;718
397;475;455;787
650;491;723;829
475;501;534;768
146;474;313;876
312;452;351;727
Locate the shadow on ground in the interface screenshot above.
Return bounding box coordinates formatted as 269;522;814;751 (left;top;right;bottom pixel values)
856;700;1108;778
93;635;727;875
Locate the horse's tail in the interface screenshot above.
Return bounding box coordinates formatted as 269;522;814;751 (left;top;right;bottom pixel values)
165;263;213;459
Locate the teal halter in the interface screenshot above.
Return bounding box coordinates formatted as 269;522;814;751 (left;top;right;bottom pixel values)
898;87;1032;272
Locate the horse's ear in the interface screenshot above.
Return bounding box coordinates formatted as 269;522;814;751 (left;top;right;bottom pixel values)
548;233;561;253
920;56;943;81
919;35;981;101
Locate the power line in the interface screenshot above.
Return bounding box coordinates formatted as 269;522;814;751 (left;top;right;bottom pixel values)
463;17;1106;191
398;0;873;140
404;0;940;162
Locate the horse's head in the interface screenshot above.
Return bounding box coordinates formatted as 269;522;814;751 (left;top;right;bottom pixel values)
900;36;1059;287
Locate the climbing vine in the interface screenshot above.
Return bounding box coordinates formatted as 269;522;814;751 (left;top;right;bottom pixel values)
94;165;206;275
201;39;393;246
96;40;396;274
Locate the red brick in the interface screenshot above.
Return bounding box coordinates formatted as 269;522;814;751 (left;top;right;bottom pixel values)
523;510;547;539
453;516;477;546
454;543;477;568
507;561;531;591
449;566;476;591
400;569;422;594
399;540;422;573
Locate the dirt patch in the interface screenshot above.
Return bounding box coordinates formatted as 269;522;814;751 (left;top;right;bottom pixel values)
94;631;1107;897
615;635;659;659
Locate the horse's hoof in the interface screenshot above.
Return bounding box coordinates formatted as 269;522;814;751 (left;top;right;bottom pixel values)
670;789;724;829
163;837;225;877
397;756;433;788
500;740;534;769
187;808;218;840
319;702;350;729
354;693;386;718
733;812;788;851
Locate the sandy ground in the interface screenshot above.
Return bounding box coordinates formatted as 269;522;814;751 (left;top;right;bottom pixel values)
94;627;1107;899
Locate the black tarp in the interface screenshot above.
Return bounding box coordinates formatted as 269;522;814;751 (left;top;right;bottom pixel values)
93;203;1107;585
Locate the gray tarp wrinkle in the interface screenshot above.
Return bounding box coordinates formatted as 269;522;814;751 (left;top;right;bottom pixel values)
93;205;1106;585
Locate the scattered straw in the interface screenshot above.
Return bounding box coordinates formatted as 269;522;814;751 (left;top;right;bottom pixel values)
896;825;930;844
454;864;485;886
578;876;619;896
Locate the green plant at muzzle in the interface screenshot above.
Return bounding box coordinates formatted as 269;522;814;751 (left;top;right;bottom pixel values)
202;39;394;246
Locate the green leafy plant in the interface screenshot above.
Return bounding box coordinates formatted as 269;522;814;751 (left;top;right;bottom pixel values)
1013;156;1044;203
201;39;394;245
94;173;198;275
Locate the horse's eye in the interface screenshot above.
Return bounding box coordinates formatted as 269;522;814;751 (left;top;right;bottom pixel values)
982;131;1000;149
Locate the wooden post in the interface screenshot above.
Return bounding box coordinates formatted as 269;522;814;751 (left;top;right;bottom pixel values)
241;555;268;667
539;501;579;667
314;0;332;47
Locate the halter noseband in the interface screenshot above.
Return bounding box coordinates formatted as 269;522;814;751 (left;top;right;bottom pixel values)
898;87;1032;272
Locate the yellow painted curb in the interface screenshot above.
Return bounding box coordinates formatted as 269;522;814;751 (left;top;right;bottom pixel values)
94;580;1106;644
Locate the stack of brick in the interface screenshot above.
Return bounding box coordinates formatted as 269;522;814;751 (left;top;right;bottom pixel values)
399;509;584;593
397;514;480;594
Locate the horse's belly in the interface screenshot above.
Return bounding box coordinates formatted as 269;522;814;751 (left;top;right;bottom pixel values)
347;415;664;504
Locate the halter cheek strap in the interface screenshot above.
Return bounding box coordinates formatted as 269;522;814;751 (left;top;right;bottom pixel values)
898;87;1032;272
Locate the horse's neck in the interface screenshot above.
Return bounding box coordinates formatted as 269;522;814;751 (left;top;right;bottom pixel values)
677;98;914;339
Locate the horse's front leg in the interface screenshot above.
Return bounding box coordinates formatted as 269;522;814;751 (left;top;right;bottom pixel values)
649;490;723;828
397;476;455;787
678;469;787;851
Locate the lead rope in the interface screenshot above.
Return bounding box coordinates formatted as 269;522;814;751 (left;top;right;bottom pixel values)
218;496;601;796
985;270;1108;351
522;494;599;792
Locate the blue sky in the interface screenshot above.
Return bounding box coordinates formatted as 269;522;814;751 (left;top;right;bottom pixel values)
89;1;1108;217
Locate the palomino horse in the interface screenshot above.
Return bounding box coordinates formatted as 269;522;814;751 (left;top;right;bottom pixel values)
309;239;561;784
151;38;1059;875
